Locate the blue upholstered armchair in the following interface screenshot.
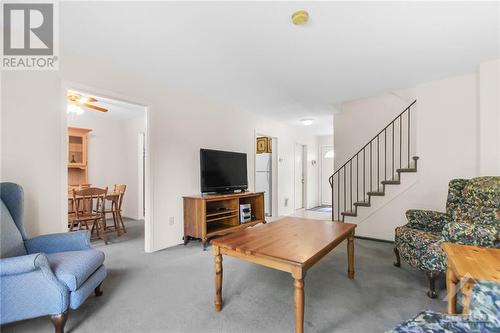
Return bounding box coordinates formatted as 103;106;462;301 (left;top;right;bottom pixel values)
0;182;107;333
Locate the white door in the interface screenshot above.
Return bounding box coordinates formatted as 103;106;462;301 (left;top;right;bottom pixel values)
321;146;334;205
294;143;304;209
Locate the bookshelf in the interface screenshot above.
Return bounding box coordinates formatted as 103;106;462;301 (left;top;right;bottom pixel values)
183;192;265;250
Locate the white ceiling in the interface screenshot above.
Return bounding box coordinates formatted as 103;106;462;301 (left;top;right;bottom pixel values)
70;90;145;120
60;2;499;135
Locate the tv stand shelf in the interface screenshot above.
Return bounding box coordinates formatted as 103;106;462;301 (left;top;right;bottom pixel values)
183;192;265;250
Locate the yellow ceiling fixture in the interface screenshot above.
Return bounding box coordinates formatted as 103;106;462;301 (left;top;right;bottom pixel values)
292;10;309;26
67;92;108;113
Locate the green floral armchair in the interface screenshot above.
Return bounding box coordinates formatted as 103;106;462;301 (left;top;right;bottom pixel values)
394;176;500;298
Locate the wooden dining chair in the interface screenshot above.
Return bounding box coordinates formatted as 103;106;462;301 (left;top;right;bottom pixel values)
70;187;109;244
114;184;127;234
104;184;127;236
67;184;93;230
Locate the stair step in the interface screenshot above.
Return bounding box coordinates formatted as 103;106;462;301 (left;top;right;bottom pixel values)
367;191;385;196
396;168;417;173
354;201;371;207
341;211;357;217
381;180;400;185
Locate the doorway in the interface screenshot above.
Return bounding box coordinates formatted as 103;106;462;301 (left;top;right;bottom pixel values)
138;132;146;219
63;85;150;249
320;145;334;205
255;135;277;217
294;143;306;210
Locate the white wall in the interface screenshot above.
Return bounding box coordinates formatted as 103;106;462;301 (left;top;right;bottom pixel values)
1;72;64;237
478;59;500;175
334;91;416;171
68;111;145;220
333;64;498;240
1;56;319;251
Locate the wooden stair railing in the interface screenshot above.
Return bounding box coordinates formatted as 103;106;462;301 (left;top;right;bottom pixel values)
329;100;418;221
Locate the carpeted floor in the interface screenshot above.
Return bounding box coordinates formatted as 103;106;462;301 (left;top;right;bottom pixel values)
307;206;333;213
3;219;446;333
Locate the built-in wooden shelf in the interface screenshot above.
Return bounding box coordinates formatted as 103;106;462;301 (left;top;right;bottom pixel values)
67;127;92;187
206;214;239;224
183;192;265;250
206;209;239;218
207;219;264;237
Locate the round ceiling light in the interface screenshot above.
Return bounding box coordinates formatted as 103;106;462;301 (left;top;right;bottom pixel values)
292;10;309;26
300;118;314;126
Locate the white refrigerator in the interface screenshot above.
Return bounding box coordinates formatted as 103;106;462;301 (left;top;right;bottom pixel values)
255;153;272;217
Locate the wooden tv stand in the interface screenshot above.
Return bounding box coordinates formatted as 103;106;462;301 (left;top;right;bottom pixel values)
183;192;265;250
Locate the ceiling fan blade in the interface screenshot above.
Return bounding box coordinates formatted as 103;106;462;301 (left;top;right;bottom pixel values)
87;97;98;103
78;102;108;113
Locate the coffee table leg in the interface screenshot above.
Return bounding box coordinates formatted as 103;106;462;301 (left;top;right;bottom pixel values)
446;268;457;314
292;270;304;333
214;246;223;312
347;231;355;279
461;279;474;315
294;279;304;333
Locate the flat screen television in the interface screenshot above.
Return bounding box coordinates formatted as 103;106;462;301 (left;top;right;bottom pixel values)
200;149;248;194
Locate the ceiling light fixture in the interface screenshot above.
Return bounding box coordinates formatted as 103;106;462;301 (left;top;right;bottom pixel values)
300;118;314;126
292;10;309;26
67;103;84;115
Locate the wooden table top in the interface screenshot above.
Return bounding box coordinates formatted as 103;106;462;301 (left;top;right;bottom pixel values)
211;217;356;267
442;243;500;282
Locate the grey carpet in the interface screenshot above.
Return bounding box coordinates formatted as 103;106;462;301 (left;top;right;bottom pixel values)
307;206;333;213
2;219;446;333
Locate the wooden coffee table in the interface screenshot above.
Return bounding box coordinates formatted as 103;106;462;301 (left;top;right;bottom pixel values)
442;243;500;314
211;217;356;333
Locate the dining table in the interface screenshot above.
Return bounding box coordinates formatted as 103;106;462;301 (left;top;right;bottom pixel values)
68;189;124;236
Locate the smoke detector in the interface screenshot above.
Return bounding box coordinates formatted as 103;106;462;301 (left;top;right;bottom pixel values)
292;10;309;26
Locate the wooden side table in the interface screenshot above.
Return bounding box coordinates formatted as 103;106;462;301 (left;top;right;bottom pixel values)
442;243;500;314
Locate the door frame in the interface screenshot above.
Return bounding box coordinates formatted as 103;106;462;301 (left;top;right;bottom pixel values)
138;132;146;220
254;131;278;218
60;80;154;252
294;142;307;210
319;145;334;205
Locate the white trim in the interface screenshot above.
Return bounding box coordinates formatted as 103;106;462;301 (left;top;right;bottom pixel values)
138;132;145;220
60;80;154;253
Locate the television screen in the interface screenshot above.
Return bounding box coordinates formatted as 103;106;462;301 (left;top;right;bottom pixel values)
200;149;248;193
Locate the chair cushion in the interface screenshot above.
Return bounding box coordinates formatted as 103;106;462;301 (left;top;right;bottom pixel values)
395;226;445;272
388;282;500;332
46;250;105;291
0;201;27;258
468;281;500;331
386;310;472;333
395;226;441;251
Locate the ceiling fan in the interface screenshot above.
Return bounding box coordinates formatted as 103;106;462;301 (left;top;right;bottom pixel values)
67;92;108;113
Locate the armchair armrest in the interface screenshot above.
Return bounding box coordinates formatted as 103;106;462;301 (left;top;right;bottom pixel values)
25;230;91;254
0;253;50;276
0;253;70;317
405;209;448;232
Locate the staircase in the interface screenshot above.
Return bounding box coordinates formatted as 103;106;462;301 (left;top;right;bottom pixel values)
329;100;418;222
